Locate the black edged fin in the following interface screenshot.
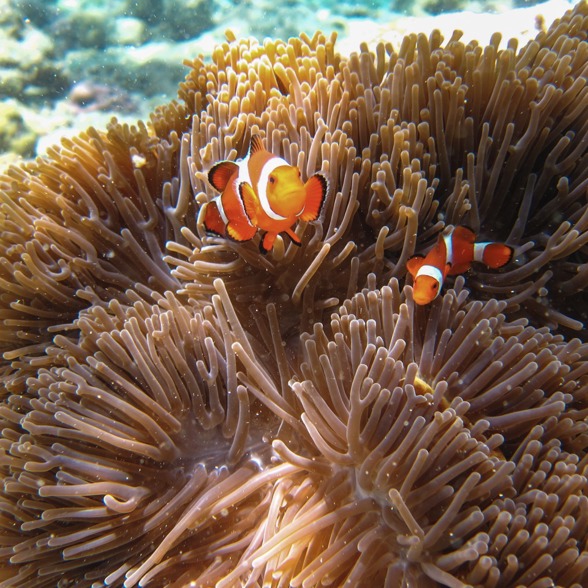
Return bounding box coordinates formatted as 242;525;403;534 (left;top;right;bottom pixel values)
226;219;256;242
238;182;259;224
285;228;302;245
300;173;328;222
202;200;226;237
208;161;238;192
249;134;265;156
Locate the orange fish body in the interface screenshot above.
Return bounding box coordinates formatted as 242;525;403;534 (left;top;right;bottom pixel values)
407;226;513;305
203;135;328;252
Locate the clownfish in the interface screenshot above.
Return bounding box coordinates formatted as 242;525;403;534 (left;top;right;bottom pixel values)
407;226;513;305
203;135;328;253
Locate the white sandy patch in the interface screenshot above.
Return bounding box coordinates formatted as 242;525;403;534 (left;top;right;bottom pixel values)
336;0;577;54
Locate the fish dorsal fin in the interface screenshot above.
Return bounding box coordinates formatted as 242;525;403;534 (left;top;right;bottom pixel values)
300;173;328;222
249;134;265;156
452;225;476;243
208;161;239;192
406;255;425;277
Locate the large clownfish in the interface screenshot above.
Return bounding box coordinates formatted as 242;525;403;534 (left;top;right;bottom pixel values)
407;225;513;305
203;135;328;253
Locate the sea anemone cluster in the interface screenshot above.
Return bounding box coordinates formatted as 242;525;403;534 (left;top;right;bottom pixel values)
1;2;588;587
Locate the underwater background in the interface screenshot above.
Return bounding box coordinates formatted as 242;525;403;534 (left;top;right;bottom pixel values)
1;0;588;586
0;0;576;168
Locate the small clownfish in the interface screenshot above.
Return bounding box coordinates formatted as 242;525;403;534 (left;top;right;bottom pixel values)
407;225;513;305
203;135;328;253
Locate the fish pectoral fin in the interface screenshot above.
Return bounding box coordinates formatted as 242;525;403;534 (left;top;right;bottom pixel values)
300;173;328;222
208;161;239;192
226;220;257;242
239;182;260;225
483;243;514;268
406;255;425;277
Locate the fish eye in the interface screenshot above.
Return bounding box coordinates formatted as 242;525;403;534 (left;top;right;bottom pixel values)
269;175;276;184
432;283;438;290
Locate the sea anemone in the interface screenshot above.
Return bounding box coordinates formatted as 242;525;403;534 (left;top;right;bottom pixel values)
1;2;588;587
2;278;587;587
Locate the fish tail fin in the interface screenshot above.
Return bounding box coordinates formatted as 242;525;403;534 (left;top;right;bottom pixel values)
300;173;328;222
482;243;513;268
203;201;226;236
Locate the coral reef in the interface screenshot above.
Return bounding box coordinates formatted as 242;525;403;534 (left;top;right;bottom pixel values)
0;10;65;102
1;1;587;587
0;0;209;163
0;0;564;165
0;101;36;158
68;81;138;113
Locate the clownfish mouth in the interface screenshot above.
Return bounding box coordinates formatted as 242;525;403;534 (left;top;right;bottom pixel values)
270;190;306;217
413;290;436;305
